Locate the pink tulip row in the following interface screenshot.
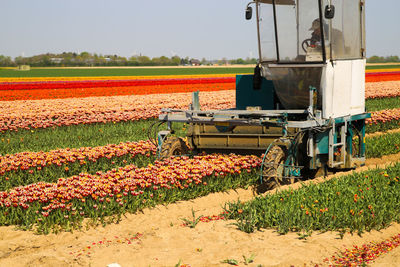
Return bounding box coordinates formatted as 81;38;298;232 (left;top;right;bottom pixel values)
366;108;400;125
365;81;400;99
0;91;235;132
0;154;261;214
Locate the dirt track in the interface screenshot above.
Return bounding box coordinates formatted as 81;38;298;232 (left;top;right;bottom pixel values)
1;153;400;266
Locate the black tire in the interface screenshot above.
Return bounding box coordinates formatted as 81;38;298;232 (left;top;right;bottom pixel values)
159;136;190;159
260;145;287;192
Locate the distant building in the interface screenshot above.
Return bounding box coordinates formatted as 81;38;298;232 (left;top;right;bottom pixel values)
190;59;201;66
17;65;30;71
50;58;63;64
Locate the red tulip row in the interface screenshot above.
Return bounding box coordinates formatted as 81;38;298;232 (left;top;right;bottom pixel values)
0;140;155;176
0;83;234;101
0;77;235;90
0;78;236;101
0;72;398;101
365;71;400;83
0;71;396;91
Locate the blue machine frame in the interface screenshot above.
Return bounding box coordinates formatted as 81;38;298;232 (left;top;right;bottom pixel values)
158;74;371;181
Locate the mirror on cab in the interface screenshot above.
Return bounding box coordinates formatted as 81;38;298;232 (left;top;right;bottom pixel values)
246;6;253;20
324;5;335;19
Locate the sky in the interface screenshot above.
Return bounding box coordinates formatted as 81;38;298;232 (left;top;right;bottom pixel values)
0;0;398;60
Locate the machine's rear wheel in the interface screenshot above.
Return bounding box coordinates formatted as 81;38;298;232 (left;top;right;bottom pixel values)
159;136;190;159
260;145;287;191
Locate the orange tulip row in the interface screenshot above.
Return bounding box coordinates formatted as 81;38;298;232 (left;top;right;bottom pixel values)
366;108;400;125
0;140;155;176
0;76;236;101
0;154;261;230
0;83;234;101
0;154;260;209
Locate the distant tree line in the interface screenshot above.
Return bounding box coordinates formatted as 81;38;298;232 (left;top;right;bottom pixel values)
367;55;400;63
0;55;14;67
1;52;398;67
0;52;258;67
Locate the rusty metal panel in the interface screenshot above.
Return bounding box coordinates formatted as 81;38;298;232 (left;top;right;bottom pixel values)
189;123;298;150
197;136;227;147
228;136;260;147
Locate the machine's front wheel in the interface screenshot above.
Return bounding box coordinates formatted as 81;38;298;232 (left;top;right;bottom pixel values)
260;145;287;191
159;136;190;159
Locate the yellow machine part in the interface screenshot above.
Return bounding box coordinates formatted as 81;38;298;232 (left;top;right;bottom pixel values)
188;124;295;150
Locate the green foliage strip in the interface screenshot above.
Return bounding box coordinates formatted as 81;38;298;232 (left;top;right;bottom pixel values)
224;164;400;235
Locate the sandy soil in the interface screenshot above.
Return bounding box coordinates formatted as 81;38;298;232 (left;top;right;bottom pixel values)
371;245;400;266
1;153;400;267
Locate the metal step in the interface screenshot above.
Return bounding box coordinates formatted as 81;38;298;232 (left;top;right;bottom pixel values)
328;120;347;168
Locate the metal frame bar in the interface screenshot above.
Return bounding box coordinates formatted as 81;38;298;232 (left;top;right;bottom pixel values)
161;108;308;116
255;1;263;62
360;0;366;58
318;0;327;63
159;113;324;129
257;0;327;65
272;0;281;62
267;63;325;68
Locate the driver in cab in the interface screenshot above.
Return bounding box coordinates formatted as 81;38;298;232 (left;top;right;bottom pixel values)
308;18;345;56
309;18;323;48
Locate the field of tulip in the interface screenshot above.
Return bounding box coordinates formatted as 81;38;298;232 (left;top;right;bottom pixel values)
0;91;235;133
0;66;400;237
365;71;400;82
224;163;400;235
0;67;250;101
0;127;398;192
0;67;254;78
0;154;260;234
366;108;400;132
0;140;156;191
0;82;400;134
365;81;400;99
0;67;398;101
0;76;236;101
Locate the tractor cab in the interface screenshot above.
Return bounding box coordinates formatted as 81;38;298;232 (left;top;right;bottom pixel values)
157;0;370;190
246;0;366;116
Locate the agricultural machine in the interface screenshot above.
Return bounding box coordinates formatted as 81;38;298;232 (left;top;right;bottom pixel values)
155;0;370;190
